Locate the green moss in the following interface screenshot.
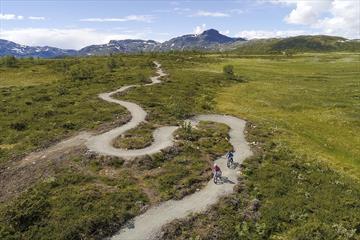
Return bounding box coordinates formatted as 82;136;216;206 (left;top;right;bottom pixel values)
113;123;155;149
0;171;147;239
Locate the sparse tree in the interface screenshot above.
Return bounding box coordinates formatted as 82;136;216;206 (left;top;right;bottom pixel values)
137;73;149;83
67;64;94;81
2;55;18;67
107;57;117;72
223;64;235;80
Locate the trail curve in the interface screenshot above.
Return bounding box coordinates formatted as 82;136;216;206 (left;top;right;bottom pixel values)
85;62;253;240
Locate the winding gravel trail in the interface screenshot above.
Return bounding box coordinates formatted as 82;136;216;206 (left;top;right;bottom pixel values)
86;63;177;158
85;62;253;240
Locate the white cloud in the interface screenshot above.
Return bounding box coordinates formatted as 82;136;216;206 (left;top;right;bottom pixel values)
235;30;311;39
315;0;360;37
28;16;45;20
174;7;191;13
220;30;230;35
193;24;207;34
80;15;154;23
0;13;24;20
194;10;230;17
230;9;244;14
268;0;360;38
0;28;146;49
283;1;332;25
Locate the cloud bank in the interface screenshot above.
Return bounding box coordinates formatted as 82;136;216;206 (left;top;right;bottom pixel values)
0;28;146;49
80;15;154;23
0;13;24;20
235;30;310;39
193;10;230;17
269;0;360;38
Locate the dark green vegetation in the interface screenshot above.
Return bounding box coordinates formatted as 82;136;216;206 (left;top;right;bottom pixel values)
160;52;360;239
161;123;360;240
0;117;231;240
0;171;147;239
113;123;155;149
0;53;233;239
118;54;229;124
232;35;360;54
0;52;359;239
144;121;231;200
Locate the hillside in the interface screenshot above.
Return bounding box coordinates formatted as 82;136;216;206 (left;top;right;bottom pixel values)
0;39;77;58
232;35;360;54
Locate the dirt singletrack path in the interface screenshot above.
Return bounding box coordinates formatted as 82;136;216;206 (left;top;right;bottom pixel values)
84;62;253;240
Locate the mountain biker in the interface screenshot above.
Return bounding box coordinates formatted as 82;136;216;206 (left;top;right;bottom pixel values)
213;163;222;177
226;150;234;161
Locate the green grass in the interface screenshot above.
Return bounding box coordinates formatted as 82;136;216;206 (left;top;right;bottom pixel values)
0;56;154;165
232;36;360;54
142;121;231;200
0;63;62;87
113;123;155;149
153;53;360;240
199;53;360;178
0;54;233;239
1;52;359;239
0;169;148;239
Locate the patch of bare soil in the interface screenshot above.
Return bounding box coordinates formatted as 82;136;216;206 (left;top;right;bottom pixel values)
0;144;87;203
0;114;131;203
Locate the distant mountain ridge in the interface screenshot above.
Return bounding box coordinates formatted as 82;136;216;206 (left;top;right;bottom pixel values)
0;39;77;58
0;29;359;58
229;35;360;54
0;29;245;57
78;39;160;56
156;29;245;51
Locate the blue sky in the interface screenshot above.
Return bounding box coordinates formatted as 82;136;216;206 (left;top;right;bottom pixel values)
0;0;359;49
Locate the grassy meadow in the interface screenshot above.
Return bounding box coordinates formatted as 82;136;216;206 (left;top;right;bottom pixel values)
202;53;360;178
0;52;359;239
159;52;360;239
0;56;154;164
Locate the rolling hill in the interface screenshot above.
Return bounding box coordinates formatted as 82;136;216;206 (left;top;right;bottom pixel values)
231;35;360;54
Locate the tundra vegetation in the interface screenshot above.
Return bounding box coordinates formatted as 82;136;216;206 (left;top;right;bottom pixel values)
0;52;359;239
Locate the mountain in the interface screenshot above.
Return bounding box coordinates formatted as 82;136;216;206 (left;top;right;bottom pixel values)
78;29;245;54
1;30;359;58
156;29;246;51
0;29;246;58
0;39;77;58
230;35;360;54
78;39;160;56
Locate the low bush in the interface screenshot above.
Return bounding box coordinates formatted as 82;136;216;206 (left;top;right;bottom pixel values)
1;55;18;68
10;122;27;131
67;64;95;81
